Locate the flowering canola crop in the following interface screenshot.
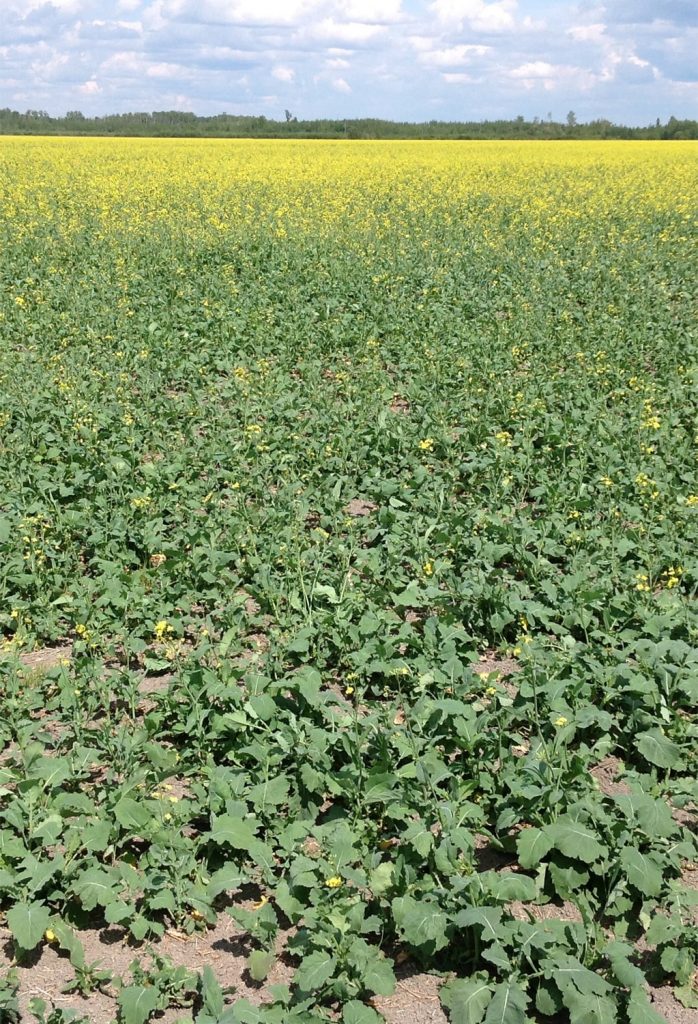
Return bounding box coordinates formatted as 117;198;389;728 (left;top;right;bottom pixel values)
0;138;697;1022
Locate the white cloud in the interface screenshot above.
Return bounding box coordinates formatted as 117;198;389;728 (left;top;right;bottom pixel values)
567;23;607;43
147;62;190;78
79;79;101;94
342;0;403;22
509;61;595;92
442;72;476;83
272;65;295;81
306;19;387;43
419;44;491;66
429;0;517;33
332;76;351;92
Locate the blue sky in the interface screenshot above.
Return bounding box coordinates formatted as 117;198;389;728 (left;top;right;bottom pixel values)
2;1;697;123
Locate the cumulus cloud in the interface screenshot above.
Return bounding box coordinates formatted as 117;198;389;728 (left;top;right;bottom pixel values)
0;0;695;122
272;65;295;81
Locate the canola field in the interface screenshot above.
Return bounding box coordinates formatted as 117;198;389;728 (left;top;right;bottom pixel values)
0;138;697;1023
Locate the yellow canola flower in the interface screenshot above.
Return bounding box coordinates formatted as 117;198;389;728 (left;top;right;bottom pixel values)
326;876;343;889
553;716;569;728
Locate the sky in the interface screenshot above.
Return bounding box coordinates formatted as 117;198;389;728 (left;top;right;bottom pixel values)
2;1;697;124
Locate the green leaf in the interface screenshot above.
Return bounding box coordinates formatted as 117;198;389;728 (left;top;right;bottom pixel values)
369;862;394;897
50;919;85;968
392;895;449;952
560;987;617;1024
208;864;246;898
73;867;118;910
636;729;683;770
210;815;259;850
293;666;322;705
615;794;675;838
673;985;698;1010
295;950;336;992
441;979;493;1024
343;1002;383;1024
605;942;645;988
545;820;606;863
363;956;396;997
248;949;274;982
483;982;528;1024
545;957;613;997
619;847;663;897
248;776;289;809
118;984;161;1024
484;871;538;903
627;988;665;1024
6;902;50;951
105;900;132;925
199;965;224;1018
517;827;553;869
114;797;152;831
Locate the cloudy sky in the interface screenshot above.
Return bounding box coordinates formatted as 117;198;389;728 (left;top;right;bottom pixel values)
2;1;697;124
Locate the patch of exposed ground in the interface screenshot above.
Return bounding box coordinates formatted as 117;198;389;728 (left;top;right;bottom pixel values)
0;911;295;1024
1;920;451;1024
19;646;73;671
474;652;520;679
374;966;446;1024
591;755;631;797
648;984;698;1024
345;498;378;517
0;646;72;671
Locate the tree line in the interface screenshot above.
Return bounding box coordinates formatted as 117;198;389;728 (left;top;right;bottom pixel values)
1;107;697;140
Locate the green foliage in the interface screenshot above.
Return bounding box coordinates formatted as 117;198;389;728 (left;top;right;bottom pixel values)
0;139;696;1023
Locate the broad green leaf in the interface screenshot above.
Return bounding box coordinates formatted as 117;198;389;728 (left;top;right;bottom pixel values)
560;987;617;1024
208;864;246;898
673;985;698;1009
483;982;528;1024
6;902;50;951
210;815;259;850
369;861;394;896
73;867;118;910
544;957;613;997
615;794;675;838
248;776;289;809
295;950;336;992
484;871;538;903
517;827;553;869
50;919;85;968
118;984;161;1024
645;913;680;946
248;949;274;982
392;895;449;952
441;979;493;1024
114;797;152;831
343;1002;383;1024
545;821;606;863
635;729;683;770
619;847;663;897
627;988;665;1024
363;956;396;996
456;907;503;942
294;666;322;705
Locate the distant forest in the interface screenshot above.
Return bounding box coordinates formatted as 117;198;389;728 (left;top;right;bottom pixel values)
2;107;697;140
